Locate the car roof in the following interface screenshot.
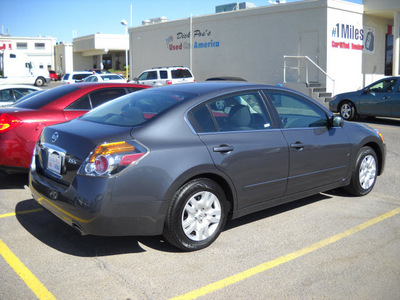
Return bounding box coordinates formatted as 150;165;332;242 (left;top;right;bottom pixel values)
0;85;42;90
150;82;277;95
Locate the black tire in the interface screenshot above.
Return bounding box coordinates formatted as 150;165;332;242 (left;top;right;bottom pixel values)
163;178;229;251
345;146;378;196
35;77;45;86
339;101;356;121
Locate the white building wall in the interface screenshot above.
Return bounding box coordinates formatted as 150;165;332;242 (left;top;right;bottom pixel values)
129;0;397;98
130;1;329;85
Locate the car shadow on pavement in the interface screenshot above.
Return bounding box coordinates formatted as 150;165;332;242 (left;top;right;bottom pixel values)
0;172;28;189
15;199;179;255
358;116;400;126
16;193;332;255
224;193;332;231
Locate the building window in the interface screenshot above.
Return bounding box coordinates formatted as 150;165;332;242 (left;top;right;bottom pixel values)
385;34;393;76
39;65;44;69
35;43;45;50
16;42;28;50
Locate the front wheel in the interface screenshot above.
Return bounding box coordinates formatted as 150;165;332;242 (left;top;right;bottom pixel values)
163;178;229;251
35;77;45;86
339;101;356;121
345;146;378;196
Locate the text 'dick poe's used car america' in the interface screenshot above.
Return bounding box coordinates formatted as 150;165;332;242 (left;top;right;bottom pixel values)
30;82;386;251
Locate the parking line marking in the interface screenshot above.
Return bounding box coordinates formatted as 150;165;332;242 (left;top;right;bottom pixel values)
0;237;55;299
171;206;400;300
0;208;43;219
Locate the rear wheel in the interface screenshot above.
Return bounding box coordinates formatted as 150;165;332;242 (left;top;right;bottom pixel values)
339;101;356;121
163;178;229;251
345;146;378;196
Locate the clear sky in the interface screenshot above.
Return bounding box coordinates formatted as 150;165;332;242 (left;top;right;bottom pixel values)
1;0;363;43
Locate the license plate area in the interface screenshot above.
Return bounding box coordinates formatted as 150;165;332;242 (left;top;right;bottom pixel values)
46;147;66;178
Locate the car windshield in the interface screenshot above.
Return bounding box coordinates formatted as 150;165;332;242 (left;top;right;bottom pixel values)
13;85;80;109
80;89;197;127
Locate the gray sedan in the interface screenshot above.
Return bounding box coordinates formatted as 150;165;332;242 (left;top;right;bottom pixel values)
329;76;400;120
30;82;386;251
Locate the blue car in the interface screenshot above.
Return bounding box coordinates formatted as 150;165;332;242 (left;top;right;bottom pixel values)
329;76;400;120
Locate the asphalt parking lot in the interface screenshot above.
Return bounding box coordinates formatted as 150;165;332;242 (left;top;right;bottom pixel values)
0;86;399;299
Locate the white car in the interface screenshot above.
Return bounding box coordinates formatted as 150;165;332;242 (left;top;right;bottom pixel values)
61;71;92;84
0;85;42;106
134;66;195;87
83;74;126;83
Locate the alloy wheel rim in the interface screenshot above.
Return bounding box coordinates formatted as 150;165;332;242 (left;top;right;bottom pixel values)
341;104;351;119
359;154;376;190
181;191;222;241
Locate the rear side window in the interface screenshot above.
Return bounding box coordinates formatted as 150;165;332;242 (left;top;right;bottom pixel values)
189;92;272;133
72;74;90;80
160;71;168;79
14;85;80;109
171;69;192;79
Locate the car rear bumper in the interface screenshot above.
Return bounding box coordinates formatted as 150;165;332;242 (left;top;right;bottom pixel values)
29;170;166;237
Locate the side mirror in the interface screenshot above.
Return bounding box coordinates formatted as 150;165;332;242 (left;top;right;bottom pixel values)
133;77;139;83
331;115;344;127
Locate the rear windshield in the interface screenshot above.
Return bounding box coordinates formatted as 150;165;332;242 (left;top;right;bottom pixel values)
14;85;80;109
80;89;196;127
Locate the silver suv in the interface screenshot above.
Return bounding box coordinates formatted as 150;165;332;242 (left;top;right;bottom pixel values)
134;66;194;87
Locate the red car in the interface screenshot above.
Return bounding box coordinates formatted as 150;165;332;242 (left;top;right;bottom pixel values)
49;70;59;81
0;83;149;173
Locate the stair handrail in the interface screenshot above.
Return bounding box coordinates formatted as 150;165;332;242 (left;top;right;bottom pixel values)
283;55;335;95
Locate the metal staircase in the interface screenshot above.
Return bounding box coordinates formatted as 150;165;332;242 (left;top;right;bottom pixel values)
283;56;335;105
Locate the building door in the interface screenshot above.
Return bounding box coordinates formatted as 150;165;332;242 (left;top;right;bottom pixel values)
300;31;320;83
102;56;112;70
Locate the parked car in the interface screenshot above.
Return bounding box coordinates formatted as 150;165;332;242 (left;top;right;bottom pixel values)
0;85;42;106
29;82;386;251
134;66;194;86
83;74;126;83
49;70;59;81
86;69;111;74
329;76;400;120
206;76;247;82
0;82;148;173
61;71;92;84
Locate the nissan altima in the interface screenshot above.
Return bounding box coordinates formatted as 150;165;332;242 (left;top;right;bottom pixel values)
30;82;386;251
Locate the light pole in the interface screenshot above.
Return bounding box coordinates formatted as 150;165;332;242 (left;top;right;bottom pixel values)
120;19;129;81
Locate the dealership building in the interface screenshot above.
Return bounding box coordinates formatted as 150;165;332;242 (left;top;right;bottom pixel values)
129;0;400;104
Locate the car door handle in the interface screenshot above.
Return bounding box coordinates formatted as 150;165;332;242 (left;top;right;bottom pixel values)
213;145;234;153
383;96;390;100
290;142;305;150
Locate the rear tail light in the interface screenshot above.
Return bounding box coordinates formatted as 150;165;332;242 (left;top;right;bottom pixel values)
0;113;22;133
166;80;172;85
78;141;148;177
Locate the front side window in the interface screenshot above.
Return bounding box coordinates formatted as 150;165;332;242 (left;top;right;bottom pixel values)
266;91;328;128
89;88;126;108
368;79;397;93
138;71;157;80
